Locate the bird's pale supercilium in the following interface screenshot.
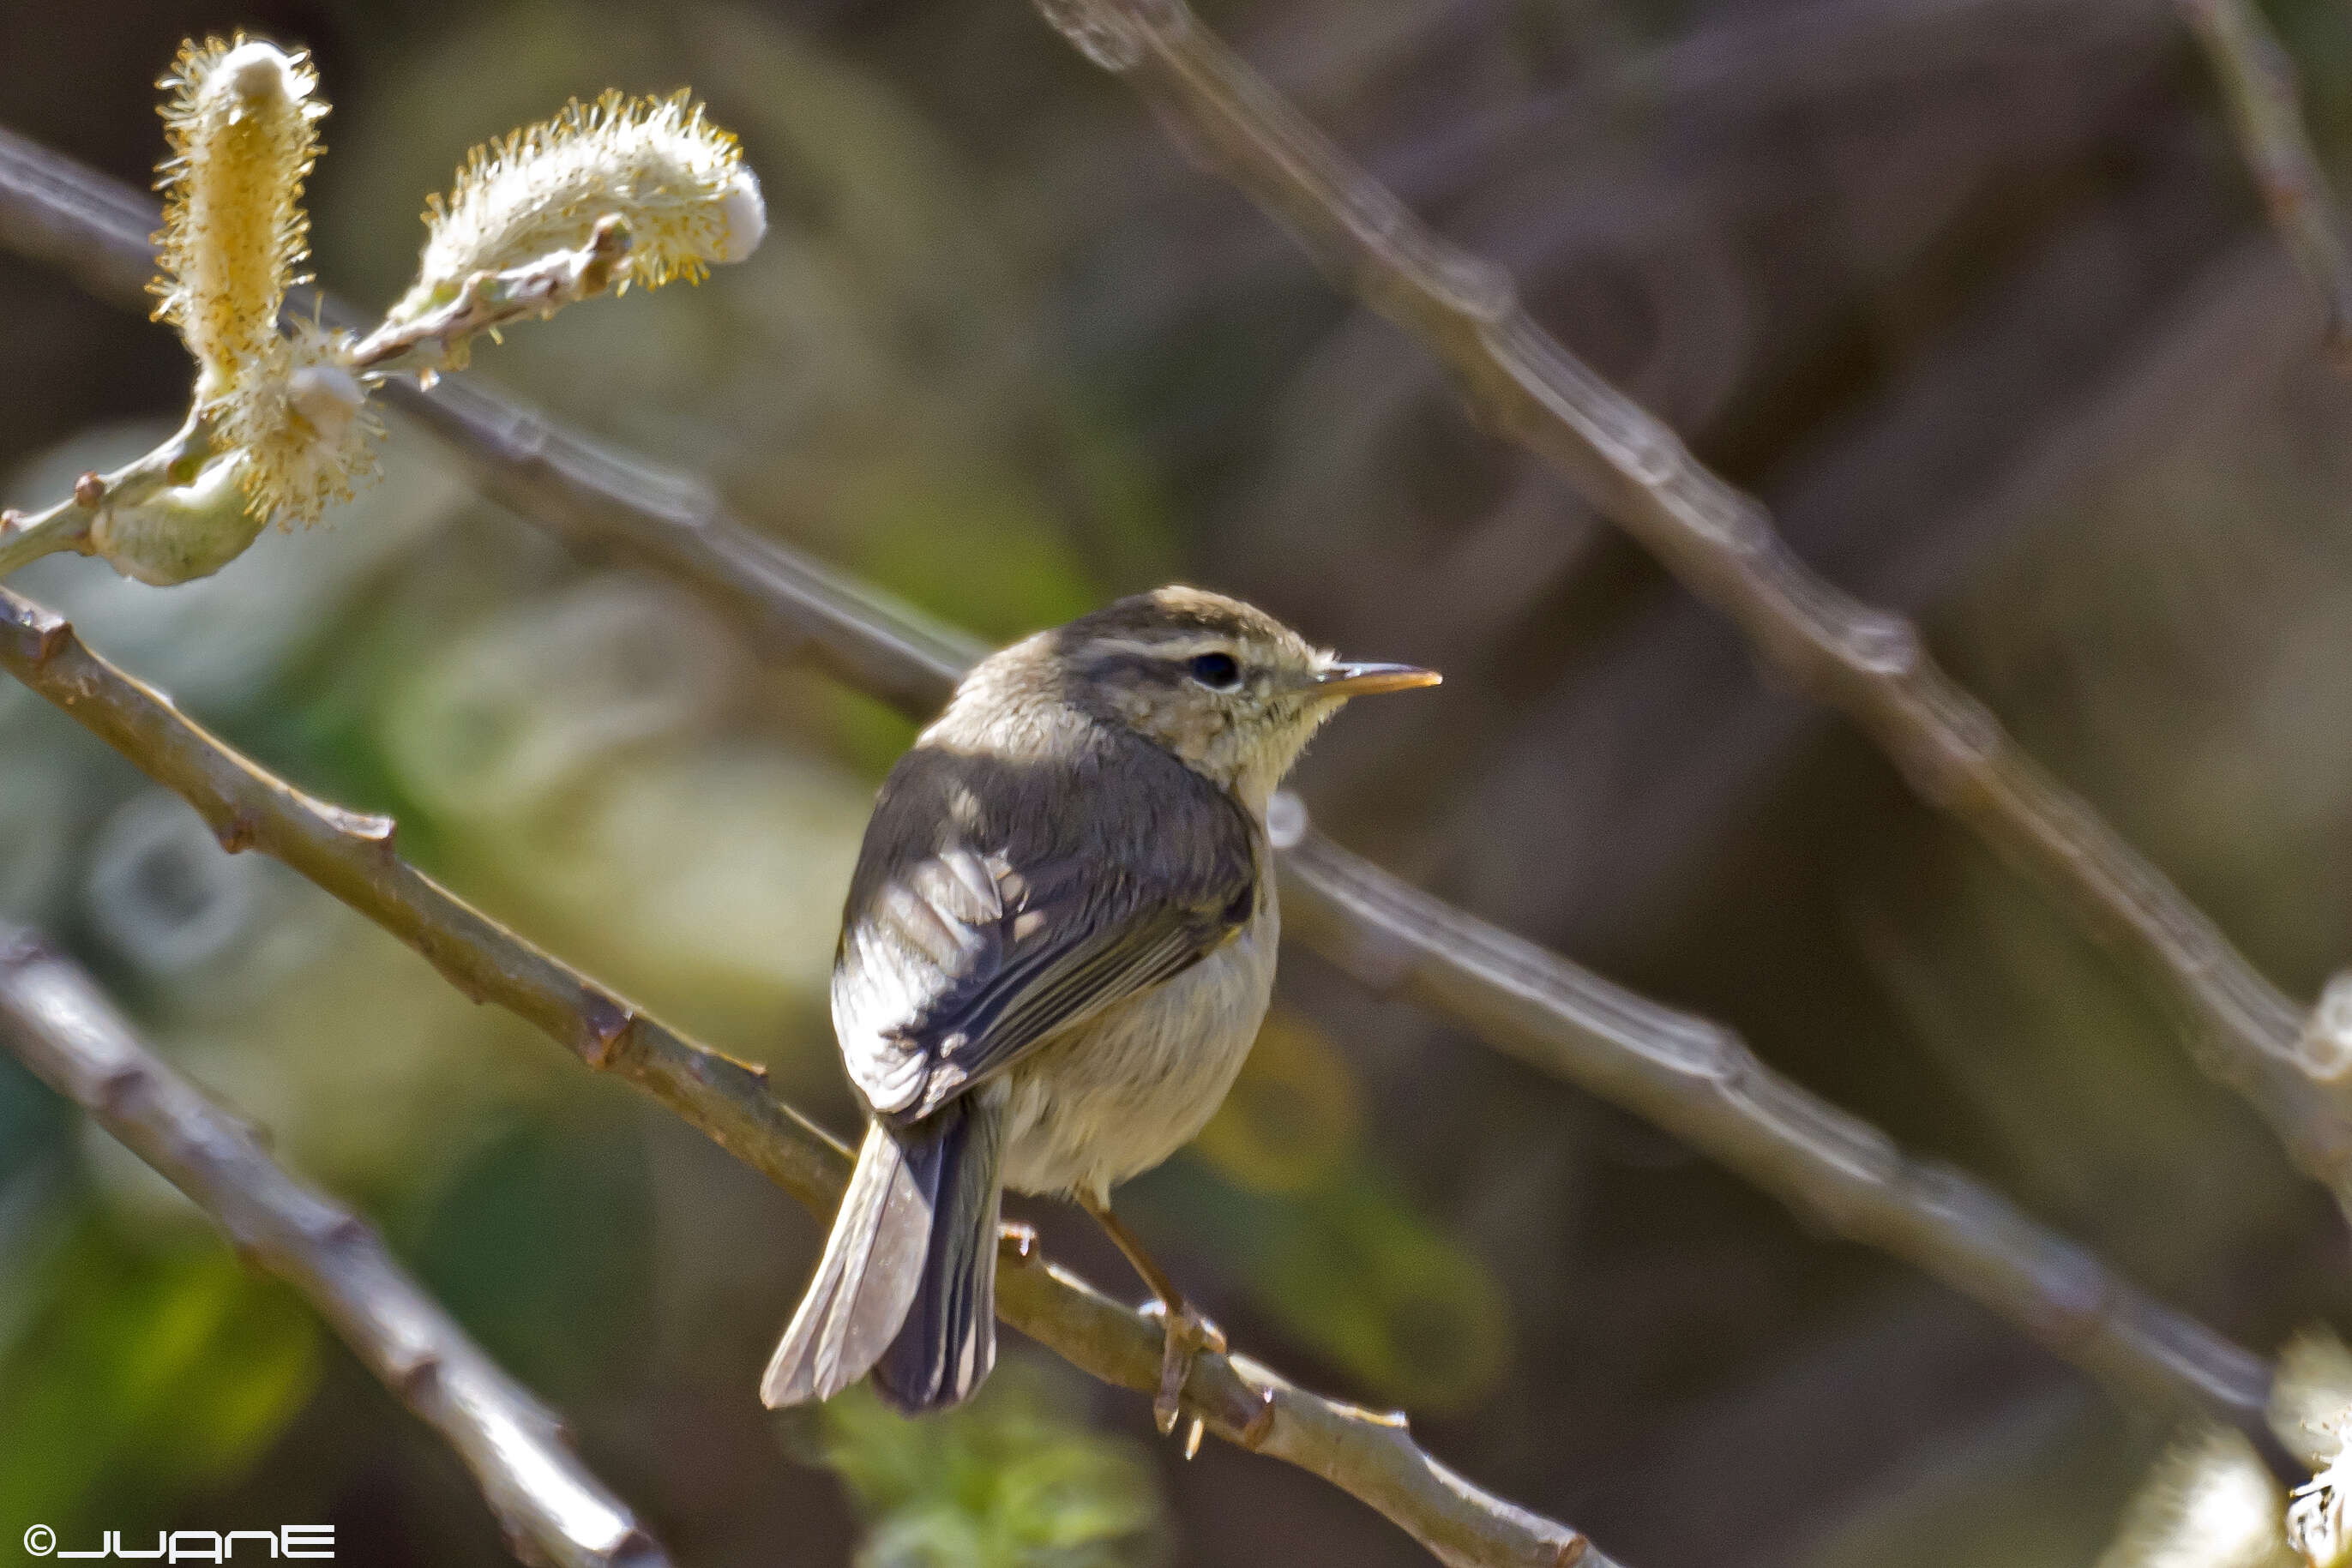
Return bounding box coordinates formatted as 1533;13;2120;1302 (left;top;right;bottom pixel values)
760;586;1439;1441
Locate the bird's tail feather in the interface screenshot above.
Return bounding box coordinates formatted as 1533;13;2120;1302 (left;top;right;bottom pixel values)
761;1117;932;1408
869;1090;1006;1414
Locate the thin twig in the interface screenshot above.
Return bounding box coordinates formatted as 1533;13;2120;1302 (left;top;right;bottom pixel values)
0;497;91;578
346;215;635;380
0;588;1613;1568
1014;0;2352;1212
0;927;671;1568
2176;0;2352;360
0;125;2280;1432
0;410;214;580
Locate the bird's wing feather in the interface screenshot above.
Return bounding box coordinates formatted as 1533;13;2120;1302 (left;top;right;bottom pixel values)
833;739;1258;1121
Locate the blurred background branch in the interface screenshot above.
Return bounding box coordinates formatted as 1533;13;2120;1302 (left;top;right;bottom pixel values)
0;925;671;1568
0;584;1614;1568
1020;0;2352;1226
2177;0;2352;357
1276;826;2276;1429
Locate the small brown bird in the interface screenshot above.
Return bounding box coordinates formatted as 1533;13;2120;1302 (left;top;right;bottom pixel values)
761;586;1438;1435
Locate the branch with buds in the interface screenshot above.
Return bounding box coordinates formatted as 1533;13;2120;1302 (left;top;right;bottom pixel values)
0;37;762;587
0;930;673;1568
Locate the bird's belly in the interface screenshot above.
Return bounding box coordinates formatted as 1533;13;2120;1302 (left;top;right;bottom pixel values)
1001;900;1278;1204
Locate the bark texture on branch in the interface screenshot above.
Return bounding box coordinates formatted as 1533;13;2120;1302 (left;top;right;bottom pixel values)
0;928;672;1568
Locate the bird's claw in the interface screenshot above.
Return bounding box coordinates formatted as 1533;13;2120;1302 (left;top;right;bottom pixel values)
1140;1298;1224;1453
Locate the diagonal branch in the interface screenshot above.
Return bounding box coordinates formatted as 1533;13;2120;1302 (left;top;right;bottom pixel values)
0;587;1612;1568
0;124;2283;1434
0;927;671;1568
1015;0;2352;1214
1274;827;2272;1422
2176;0;2352;359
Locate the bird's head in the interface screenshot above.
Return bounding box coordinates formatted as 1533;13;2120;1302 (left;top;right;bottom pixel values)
1030;586;1439;810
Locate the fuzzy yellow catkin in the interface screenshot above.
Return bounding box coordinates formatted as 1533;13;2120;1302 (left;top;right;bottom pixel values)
388;88;763;324
2274;1330;2352;1568
221;321;382;526
2096;1428;2294;1568
151;37;323;401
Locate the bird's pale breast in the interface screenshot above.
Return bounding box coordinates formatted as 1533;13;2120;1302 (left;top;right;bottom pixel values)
999;890;1278;1205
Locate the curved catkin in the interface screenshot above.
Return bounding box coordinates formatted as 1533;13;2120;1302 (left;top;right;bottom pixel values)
151;37;324;400
389;88;761;323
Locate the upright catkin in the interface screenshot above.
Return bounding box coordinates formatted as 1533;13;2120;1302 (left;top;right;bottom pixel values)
151;37;322;401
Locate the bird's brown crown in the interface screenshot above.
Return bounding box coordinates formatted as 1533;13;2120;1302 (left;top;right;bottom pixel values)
1051;586;1312;661
926;586;1423;815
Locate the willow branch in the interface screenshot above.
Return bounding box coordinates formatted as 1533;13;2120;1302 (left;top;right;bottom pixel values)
0;123;2286;1429
1012;0;2352;1214
0;494;93;578
2176;0;2352;359
0;588;1611;1568
1274;826;2273;1422
0;411;216;580
0;927;670;1568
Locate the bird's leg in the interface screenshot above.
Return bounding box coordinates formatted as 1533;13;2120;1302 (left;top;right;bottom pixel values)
1079;1193;1224;1451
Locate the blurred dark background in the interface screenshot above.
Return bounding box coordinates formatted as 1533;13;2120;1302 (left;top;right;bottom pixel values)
5;0;2352;1562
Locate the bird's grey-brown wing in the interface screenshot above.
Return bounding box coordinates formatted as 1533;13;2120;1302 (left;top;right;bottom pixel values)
833;740;1258;1123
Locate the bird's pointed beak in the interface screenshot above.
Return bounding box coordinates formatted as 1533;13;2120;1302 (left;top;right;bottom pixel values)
1314;660;1442;699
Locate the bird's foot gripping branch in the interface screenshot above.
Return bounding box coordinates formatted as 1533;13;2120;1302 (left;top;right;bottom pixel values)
0;34;765;587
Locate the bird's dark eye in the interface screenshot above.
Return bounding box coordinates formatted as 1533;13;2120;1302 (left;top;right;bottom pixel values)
1187;652;1242;690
